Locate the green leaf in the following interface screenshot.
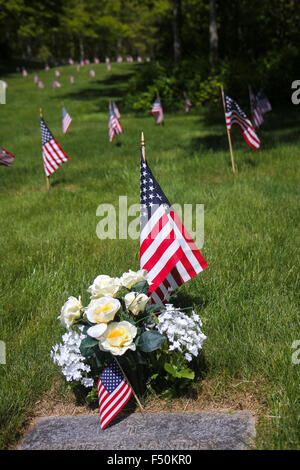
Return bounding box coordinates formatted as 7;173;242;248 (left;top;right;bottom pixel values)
178;368;195;380
131;280;149;295
79;336;98;358
136;330;165;352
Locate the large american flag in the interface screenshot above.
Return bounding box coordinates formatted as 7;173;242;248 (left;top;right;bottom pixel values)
98;361;132;430
40;118;69;177
62;106;72;134
140;154;208;304
108;103;123;142
225;94;260;150
250;90;263;128
152;98;164;124
0;148;15;167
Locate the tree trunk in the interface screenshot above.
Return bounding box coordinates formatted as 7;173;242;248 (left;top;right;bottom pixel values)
173;0;182;63
209;0;218;67
79;35;84;61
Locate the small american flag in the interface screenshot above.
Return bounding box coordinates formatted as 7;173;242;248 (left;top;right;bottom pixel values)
117;56;123;63
55;69;60;77
225;94;260;150
38;80;44;89
0;148;15;167
40;118;69;177
185;95;192;113
108;103;123;142
256;89;272;114
105;57;110;63
62;106;72;134
94;57;100;64
137;56;142;62
89;68;95;77
68;58;74;65
112;101;120;119
152;98;164;124
98;361;132;430
107;63;111;72
53;78;61;89
250;90;263;128
45;64;50;71
70;73;74;84
140;154;208;304
34;74;39;84
85;59;90;64
76;64;80;72
22;68;27;77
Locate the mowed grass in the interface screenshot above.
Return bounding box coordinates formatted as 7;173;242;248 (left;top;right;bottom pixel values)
0;62;299;449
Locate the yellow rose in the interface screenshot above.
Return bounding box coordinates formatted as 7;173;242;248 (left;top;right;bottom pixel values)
98;321;137;356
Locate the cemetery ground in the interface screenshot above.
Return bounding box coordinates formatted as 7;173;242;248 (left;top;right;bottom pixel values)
0;62;299;450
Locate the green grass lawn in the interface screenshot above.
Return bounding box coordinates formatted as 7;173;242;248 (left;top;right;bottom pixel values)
0;62;299;449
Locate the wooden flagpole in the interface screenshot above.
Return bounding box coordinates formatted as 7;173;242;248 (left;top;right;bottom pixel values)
40;108;50;190
113;356;144;414
221;85;236;176
141;131;146;162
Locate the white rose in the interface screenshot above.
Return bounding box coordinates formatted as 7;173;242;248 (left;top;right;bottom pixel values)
119;269;148;289
87;275;120;299
124;292;149;316
58;296;82;329
98;321;137;356
85;297;120;324
87;323;107;340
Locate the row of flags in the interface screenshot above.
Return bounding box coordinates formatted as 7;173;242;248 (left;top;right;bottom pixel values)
20;55;151;78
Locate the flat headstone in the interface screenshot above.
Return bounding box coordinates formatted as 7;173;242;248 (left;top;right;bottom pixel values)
18;411;255;450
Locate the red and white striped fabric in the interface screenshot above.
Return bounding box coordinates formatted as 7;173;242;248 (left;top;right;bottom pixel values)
98;361;132;430
225;94;260;150
151;98;164;124
40;118;69;177
140;155;208;304
62;106;72;134
108;104;123;142
250;91;263;128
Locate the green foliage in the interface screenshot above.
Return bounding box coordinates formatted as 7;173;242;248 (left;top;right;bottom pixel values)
136;330;166;353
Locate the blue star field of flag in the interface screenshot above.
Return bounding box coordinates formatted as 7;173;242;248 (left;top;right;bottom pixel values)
140;153;171;228
225;95;248;119
40;118;54;145
100;361;125;394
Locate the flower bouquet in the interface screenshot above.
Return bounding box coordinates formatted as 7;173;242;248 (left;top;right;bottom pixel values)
51;269;206;429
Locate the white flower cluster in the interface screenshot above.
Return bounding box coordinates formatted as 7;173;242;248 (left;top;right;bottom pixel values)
155;304;206;362
50;328;94;388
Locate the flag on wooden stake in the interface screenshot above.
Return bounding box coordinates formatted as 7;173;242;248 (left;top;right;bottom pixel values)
224;94;260;150
140;152;208;304
108;103;123;142
62;106;72;134
40;117;69;177
0;148;15;167
151;98;164;124
98;360;132;430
